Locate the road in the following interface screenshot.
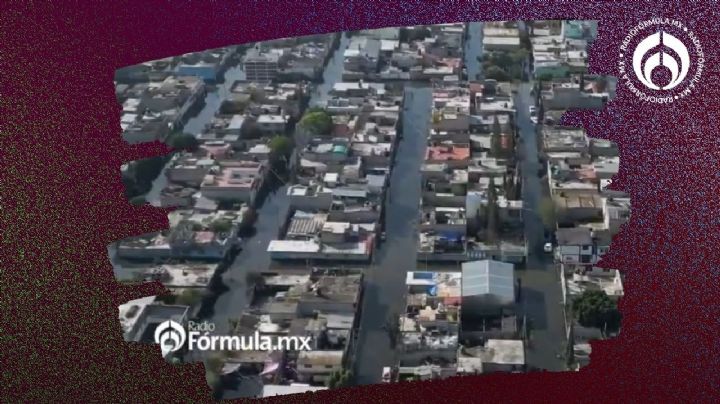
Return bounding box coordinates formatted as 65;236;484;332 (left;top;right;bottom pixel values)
514;80;567;371
464;21;484;81
354;85;431;385
310;33;350;107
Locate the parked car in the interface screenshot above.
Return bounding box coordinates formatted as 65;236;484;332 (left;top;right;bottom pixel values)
543;242;553;253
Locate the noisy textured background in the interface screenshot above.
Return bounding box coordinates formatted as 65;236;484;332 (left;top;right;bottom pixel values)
1;1;718;402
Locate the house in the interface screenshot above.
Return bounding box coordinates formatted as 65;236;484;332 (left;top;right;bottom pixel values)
296;351;344;384
555;227;595;267
461;260;515;316
399;271;461;366
554;194;604;226
542;82;609;110
114;263;217;291
165;154;216;186
243;48;281;82
417;231;466;262
425;145;470;169
200;160;265;205
483;36;522;51
463;339;525;373
121;302;189;357
344;37;381;74
419;206;467;234
562;266;624;305
287;183;334;211
256;114;287;134
267;238;373;262
176;48;234;82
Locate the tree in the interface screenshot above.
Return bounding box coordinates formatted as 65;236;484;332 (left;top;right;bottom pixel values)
156;292;177;305
209;219;233;234
129;195;146;205
511;48;529;64
503;173;513;199
486;184;499;243
176;289;204;306
268;135;294;172
299;109;332;135
572;290;622;334
538;197;557;230
169;133;200;152
327;369;353;388
491;115;503;157
238;207;257;236
536;72;555;82
131;156;166;196
484;65;510;82
269;135;293;160
204;352;226;398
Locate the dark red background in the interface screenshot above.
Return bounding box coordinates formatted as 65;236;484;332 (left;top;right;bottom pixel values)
1;1;718;402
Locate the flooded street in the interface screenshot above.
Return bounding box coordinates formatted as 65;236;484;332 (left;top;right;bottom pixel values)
464;21;483;81
354;85;431;385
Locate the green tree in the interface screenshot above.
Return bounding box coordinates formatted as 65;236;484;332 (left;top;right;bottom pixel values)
327;369;353;388
238;207;258;236
535;72;555;82
175;289;204;306
268;135;294;172
299;109;333;135
129;195;146;205
572;290;622;334
132;156;165;194
511;48;529;64
269;135;293;160
156;292;177;305
204;352;226;398
169;133;200;152
209;219;233;234
538;197;557;230
484;65;511;81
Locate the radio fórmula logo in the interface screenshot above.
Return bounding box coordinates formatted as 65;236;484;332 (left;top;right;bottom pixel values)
618;18;704;103
154;320;187;355
153;320;312;356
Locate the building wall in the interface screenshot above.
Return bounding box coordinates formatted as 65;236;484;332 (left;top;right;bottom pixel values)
327;209;380;224
288;193;333;211
159;194;193;209
399;348;457;367
534;64;570;79
200;186;255;204
122;130;160;145
423;192;466;208
166;168;208;185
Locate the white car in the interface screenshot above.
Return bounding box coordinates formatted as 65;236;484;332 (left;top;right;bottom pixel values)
543;242;553;253
530;116;538;124
529;106;537;115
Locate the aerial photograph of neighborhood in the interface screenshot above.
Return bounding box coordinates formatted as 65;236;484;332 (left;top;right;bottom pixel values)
111;20;628;399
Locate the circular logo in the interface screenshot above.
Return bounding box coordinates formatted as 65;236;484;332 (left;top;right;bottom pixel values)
618;19;704;103
154;320;186;354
